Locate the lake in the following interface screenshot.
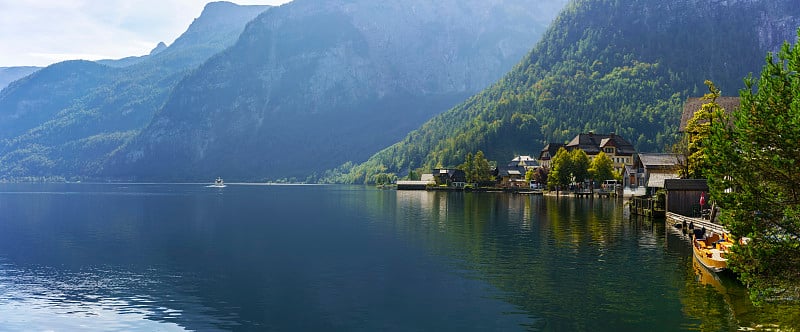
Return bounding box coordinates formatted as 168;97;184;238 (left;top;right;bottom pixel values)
0;183;797;331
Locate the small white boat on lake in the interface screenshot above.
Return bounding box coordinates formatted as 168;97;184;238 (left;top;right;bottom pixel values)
208;177;226;188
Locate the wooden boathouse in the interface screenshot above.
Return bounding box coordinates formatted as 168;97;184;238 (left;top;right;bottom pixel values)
664;179;708;218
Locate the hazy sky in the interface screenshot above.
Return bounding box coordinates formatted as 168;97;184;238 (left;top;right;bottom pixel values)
0;0;292;67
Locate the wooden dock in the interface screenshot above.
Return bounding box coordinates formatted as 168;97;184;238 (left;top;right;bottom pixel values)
629;196;665;217
570;190;618;198
666;212;726;235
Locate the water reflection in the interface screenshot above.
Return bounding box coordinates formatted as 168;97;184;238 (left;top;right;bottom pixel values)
1;184;540;331
2;184;798;331
382;192;681;330
383;191;800;331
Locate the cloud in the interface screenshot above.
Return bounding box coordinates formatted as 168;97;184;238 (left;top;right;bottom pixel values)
0;0;290;67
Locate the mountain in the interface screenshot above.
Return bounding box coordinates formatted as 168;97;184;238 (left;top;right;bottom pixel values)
0;66;40;91
105;0;569;182
0;2;269;179
340;0;800;184
96;42;168;68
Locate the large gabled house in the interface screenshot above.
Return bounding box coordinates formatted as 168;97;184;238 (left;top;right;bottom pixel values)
564;132;636;173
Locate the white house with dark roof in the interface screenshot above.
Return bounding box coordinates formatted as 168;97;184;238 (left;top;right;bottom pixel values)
509;155;539;170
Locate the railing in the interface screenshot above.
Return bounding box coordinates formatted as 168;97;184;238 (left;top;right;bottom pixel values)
666;212;727;235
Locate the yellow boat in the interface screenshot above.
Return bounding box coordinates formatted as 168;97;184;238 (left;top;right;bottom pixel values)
692;231;733;273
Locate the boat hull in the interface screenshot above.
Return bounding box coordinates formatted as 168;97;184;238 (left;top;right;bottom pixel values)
692;235;728;273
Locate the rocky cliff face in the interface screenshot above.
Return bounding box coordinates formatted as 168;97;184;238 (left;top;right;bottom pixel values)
109;0;569;181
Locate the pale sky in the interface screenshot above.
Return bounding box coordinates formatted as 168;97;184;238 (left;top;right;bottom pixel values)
0;0;292;67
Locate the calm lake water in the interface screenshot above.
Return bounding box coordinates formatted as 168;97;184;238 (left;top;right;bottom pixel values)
0;183;797;331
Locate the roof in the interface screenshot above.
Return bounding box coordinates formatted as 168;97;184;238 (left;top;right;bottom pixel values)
511;155;535;162
680;97;739;132
397;180;433;185
638;153;684;170
434;168;466;182
566;133;636;155
664;179;709;191
623;165;635;175
539;143;565;160
495;165;526;177
508;158;539;168
420;174;435;182
647;171;680;188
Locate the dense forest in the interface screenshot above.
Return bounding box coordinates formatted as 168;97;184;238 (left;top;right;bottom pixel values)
329;0;800;184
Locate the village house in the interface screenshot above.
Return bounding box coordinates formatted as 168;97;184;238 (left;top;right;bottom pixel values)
624;153;684;195
509;155;539;170
396;173;436;190
564;132;636;173
493;156;541;188
433;168;467;188
494;166;526;188
538;143;564;169
680;97;739;132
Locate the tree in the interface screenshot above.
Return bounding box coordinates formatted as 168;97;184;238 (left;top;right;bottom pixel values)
589;151;614;183
682;80;724;179
534;167;549;188
548;147;572;190
706;32;800;303
473;150;494;184
570;149;590;184
459;150;493;184
459;152;475;183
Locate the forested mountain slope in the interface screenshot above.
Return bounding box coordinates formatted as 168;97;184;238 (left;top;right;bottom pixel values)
339;0;800;183
104;0;569;181
0;2;269;179
0;66;40;91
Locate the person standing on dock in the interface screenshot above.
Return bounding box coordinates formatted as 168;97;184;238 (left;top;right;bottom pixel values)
699;192;706;210
699;192;708;219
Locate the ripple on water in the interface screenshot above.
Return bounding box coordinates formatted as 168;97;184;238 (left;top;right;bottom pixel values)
0;263;233;331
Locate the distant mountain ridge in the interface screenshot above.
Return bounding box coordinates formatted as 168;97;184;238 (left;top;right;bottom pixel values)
0;66;41;91
339;0;800;183
103;0;569;181
0;2;269;179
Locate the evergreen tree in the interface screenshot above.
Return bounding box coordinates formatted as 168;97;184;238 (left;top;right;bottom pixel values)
682;80;724;178
707;31;800;303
